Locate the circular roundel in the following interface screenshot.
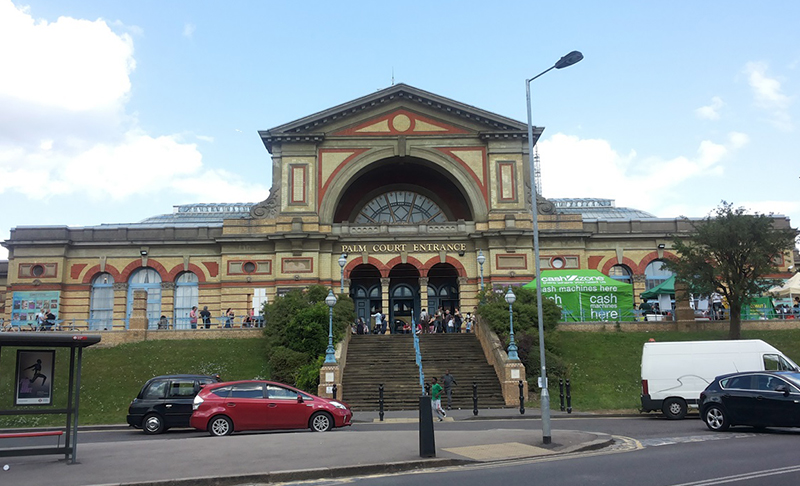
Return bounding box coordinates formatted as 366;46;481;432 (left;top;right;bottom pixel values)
355;191;447;224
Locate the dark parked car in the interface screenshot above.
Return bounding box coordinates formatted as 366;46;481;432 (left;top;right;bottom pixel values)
190;380;353;436
700;371;800;431
127;374;221;434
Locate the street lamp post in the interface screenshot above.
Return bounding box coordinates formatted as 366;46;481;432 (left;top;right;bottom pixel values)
337;253;347;294
526;50;583;445
325;289;337;364
504;287;519;360
477;250;486;291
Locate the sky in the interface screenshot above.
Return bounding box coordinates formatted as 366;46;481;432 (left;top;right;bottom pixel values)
1;0;798;260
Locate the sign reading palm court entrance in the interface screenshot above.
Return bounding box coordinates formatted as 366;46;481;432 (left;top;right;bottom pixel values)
341;243;467;254
524;270;634;322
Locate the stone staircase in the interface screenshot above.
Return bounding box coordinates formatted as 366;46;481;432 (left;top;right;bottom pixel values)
340;333;506;411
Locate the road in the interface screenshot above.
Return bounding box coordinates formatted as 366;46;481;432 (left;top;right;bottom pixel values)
6;415;800;485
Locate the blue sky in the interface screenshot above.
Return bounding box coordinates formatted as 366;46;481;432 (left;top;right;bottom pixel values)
1;0;798;259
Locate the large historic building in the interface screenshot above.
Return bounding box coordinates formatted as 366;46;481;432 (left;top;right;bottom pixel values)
1;84;796;330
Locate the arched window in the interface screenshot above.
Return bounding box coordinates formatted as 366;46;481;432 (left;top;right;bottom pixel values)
90;273;114;330
608;265;632;285
355;191;447;224
127;268;162;329
174;272;198;329
644;260;673;290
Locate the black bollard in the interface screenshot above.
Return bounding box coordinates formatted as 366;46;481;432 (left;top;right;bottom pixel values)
559;378;565;412
332;384;338;401
472;382;478;416
519;380;525;415
566;379;572;414
419;394;436;457
379;383;385;421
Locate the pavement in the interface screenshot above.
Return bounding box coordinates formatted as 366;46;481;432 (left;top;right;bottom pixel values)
0;407;618;486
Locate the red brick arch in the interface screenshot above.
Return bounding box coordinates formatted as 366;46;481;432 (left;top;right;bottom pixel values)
385;256;427;277
638;251;677;275
345;257;388;278
81;264;122;284
117;259;170;282
600;256;640;276
422;256;466;278
166;263;209;283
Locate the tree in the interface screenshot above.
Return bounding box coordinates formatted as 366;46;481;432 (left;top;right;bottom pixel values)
663;202;799;339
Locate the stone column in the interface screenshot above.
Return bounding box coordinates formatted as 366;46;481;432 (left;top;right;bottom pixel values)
502;360;529;406
380;277;390;317
318;363;343;400
129;290;148;331
674;279;696;330
419;277;429;314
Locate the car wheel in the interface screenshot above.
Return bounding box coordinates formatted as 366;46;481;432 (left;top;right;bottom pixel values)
662;398;687;420
310;412;333;432
142;413;165;435
208;415;233;436
704;405;730;431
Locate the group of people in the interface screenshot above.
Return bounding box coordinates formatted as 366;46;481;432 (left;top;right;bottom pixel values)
34;309;57;331
353;307;477;335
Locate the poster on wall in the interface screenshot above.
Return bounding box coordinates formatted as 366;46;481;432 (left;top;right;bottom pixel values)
15;350;55;405
524;269;635;322
11;291;60;326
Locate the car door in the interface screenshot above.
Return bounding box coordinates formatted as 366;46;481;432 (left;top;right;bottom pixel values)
164;378;200;428
757;376;800;427
265;384;313;430
719;374;759;425
225;383;268;431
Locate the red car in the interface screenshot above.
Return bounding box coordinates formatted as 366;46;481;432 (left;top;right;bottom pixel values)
190;380;353;436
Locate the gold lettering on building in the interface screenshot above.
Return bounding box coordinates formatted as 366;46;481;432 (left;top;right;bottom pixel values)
341;243;467;254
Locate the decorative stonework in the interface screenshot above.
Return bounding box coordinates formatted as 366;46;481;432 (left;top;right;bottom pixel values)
250;187;281;219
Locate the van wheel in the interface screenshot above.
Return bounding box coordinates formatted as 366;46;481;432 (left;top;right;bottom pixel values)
662;398;687;420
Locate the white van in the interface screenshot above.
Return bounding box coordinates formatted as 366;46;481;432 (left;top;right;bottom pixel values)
640;339;799;419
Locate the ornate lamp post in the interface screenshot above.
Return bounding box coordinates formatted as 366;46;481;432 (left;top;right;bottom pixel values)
526;50;583;445
504;287;519;360
337;253;347;294
324;289;337;364
477;249;486;291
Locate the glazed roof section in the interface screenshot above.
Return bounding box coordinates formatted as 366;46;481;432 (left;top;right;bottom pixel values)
118;199;657;229
550;198;656;220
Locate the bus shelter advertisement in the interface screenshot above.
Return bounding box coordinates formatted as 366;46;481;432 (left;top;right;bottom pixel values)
525;270;634;322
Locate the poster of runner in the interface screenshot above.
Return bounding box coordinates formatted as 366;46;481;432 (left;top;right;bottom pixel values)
15;349;55;405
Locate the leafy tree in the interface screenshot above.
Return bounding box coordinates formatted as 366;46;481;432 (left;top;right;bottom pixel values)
476;286;567;383
261;285;354;390
663;202;798;339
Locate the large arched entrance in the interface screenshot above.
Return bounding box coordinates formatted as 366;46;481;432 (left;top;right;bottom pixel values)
388;264;420;332
350;264;382;326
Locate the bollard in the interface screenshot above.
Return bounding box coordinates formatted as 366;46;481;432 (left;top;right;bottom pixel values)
379;383;385;422
566;379;572;414
332;384;338;401
419;394;436;457
472;382;478;416
559;378;565;412
519;380;525;415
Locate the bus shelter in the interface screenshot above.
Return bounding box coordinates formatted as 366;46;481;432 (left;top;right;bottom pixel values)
0;333;101;464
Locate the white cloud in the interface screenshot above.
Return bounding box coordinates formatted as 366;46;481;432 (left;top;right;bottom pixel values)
743;61;794;131
0;1;267;206
695;96;724;120
537;132;747;216
183;22;195;38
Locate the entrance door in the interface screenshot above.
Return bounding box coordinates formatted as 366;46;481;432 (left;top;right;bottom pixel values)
390;284;416;333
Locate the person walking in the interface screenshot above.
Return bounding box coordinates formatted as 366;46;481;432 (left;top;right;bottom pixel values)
442;370;457;410
430;377;446;421
372;309;383;334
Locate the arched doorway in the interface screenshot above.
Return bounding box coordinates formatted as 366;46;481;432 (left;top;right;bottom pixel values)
426;263;460;314
349;264;381;326
388;263;420;332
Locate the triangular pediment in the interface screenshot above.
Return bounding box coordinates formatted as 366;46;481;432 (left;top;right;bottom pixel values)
259;84;530;152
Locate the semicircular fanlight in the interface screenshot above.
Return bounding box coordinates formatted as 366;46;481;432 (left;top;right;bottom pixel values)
354;191;447;224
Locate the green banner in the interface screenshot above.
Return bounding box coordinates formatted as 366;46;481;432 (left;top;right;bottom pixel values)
524;270;635;322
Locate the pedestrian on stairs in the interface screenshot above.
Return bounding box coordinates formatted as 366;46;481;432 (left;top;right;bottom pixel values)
431;377;446;421
372;309;383;334
442;370;457;410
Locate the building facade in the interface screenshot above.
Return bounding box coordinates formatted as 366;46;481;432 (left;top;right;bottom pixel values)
1;84;796;329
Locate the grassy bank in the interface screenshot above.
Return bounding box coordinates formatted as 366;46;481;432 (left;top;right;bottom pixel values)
0;339;269;428
4;330;800;427
553;329;800;411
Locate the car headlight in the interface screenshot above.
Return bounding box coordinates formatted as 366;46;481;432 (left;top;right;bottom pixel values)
330;401;347;410
193;395;204;411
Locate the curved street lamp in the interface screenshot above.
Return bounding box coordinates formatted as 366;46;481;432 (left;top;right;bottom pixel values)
337;253;347;294
504;287;519;360
324;289;338;364
526;50;583;445
477;250;486;291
